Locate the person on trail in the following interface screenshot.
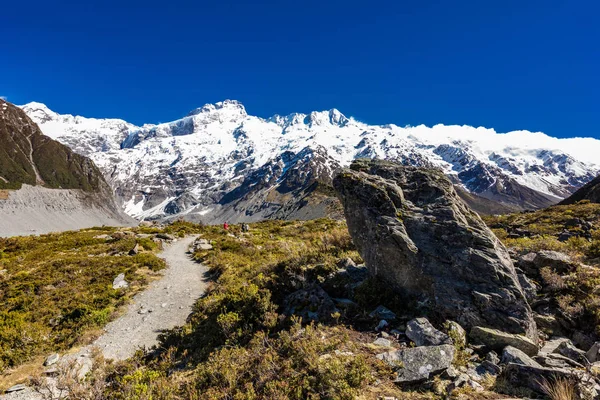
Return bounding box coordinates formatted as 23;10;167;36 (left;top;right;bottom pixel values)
223;222;229;230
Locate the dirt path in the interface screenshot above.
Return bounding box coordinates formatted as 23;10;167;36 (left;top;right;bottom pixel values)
92;235;207;359
2;236;208;399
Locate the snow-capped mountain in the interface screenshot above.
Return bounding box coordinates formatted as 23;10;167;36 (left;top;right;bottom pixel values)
21;100;600;222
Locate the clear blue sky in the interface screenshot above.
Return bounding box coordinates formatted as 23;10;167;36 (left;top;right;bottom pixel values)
1;0;599;138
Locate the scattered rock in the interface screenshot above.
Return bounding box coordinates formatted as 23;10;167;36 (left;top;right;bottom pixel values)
44;353;60;366
501;346;542;367
405;318;451;347
376;320;389;331
554;340;587;365
283;284;338;323
376;344;455;383
369;305;397;321
156;233;175;241
535;352;585;369
139;221;154;227
572;331;595;352
587;342;600;363
447;373;484;394
93;234;111;240
333;160;536;339
129;243;141;255
112;273;128;289
195;243;213;251
485;351;500;365
5;384;27;393
501;363;598;398
469;326;538;356
337;257;356;269
373;337;393;347
519;250;576;275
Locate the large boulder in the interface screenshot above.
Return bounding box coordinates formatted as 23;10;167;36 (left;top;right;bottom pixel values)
333;160;536;339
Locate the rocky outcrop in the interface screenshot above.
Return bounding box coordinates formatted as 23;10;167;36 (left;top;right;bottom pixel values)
333;159;536;339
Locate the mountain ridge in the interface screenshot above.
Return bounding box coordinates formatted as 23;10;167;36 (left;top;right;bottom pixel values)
0;99;133;236
21;100;600;222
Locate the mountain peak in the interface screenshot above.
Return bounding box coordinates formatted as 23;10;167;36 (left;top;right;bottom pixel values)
187;99;247;118
20;102;58;123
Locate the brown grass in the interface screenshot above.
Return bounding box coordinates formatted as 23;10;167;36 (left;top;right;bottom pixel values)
0;190;9;200
539;376;577;400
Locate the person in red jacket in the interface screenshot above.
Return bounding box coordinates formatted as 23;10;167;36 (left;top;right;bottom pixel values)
223;222;229;230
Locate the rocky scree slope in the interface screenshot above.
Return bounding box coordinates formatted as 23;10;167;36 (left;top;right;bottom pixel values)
21;100;600;222
0;100;132;236
334;159;536;338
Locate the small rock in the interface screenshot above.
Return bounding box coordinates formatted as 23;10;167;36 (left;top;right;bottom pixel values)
44;353;60;366
373;338;393;347
161;303;168;308
5;384;27;393
469;326;538;356
336;257;356;269
195;243;213;251
129;243;141;255
501;363;598;398
554;339;587;364
112;273;129;289
138;308;148;315
477;360;501;375
535;352;584;369
501;346;542;367
405;317;451;347
587;341;600;363
485;351;500;364
376;320;389;331
370;305;397;321
376;344;455;383
572;331;595;352
540;337;570;354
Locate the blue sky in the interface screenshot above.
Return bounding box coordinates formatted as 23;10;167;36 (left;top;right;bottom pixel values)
1;0;599;138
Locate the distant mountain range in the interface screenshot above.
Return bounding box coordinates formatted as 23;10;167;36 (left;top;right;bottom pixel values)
20;100;600;222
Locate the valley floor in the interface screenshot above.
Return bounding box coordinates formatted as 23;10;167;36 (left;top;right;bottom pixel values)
1;234;208;399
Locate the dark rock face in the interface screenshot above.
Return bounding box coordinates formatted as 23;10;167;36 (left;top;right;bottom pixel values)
333;159;536;339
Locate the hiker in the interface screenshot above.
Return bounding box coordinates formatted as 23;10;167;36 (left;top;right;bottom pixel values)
223;222;229;230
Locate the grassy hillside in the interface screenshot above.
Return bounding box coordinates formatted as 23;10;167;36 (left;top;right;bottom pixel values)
0;222;204;382
0;99;106;191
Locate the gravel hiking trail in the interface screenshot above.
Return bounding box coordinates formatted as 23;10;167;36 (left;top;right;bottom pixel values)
92;235;208;359
2;235;208;399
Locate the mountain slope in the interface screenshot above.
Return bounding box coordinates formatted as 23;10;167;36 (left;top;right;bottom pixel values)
560;174;600;205
22;100;600;221
0;100;133;236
